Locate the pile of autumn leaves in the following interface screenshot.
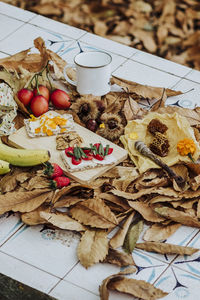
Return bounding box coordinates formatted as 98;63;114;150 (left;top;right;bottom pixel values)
1;161;200;299
3;0;200;70
1;38;200;299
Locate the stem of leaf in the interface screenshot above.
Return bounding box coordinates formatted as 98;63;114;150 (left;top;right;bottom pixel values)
188;152;196;163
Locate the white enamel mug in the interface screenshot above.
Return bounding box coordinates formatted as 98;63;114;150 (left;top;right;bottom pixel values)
63;51;112;96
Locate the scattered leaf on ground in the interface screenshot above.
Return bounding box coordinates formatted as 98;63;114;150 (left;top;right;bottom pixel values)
77;230;109;268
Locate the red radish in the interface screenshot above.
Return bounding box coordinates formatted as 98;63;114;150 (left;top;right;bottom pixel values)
50;176;70;189
17;88;33;106
93;143;100;150
93;154;104;161
44;162;63;178
65;147;74;157
71;157;82;165
82;154;93;160
104;147;113;155
50;89;71;109
33;85;50;102
30;95;49;117
82;149;91;155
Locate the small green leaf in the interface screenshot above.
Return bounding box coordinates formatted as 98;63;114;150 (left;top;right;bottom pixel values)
123;220;143;254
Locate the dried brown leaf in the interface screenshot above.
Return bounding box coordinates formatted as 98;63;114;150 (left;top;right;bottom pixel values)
54;196;83;208
110;212;134;249
197;201;200;219
21;205;48;225
157;106;200;126
52;183;91;204
70;197;118;229
0;189;52;214
99;268;136;300
77;230;109;268
143;223;181;242
155;206;200;228
128;201;164;222
136;241;199;255
0;168;31;193
40;211;85;231
187;163;200;175
99;193;130;210
189;175;200;191
108;277;168;300
111;76;181;101
104;248;134;267
25;176;50;190
123;97;146;121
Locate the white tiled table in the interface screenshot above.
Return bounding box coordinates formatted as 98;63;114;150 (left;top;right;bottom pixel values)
1;3;200;300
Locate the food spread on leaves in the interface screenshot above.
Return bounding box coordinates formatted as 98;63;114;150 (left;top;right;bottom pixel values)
24;111;74;137
61;143;116;172
1;37;200;300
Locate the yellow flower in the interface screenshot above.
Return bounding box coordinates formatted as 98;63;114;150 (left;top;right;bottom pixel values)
177;138;196;156
99;123;105;129
129;132;138;140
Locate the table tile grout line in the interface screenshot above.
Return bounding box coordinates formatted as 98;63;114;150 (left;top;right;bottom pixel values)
49;278;100;297
167;73;200;91
0;50;11;56
128;57;192;81
0;20;27;43
152;263;172;286
0;11;37;24
0;223;25;247
0;248;63;280
47;261;80;294
151;228;200;284
27;22;87;41
62;279;100;297
77;39;137;60
133;228;200;269
111;57;130;74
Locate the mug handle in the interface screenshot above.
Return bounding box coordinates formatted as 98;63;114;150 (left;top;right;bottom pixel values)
63;64;77;86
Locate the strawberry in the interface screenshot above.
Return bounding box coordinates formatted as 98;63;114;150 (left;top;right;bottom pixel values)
44;162;63;178
50;176;70;189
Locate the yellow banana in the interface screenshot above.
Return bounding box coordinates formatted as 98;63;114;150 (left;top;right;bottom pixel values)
0;141;50;167
0;159;10;174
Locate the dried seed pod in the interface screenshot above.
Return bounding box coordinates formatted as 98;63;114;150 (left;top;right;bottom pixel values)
147;119;168;135
96;113;124;141
71;97;99;123
149;132;169;157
